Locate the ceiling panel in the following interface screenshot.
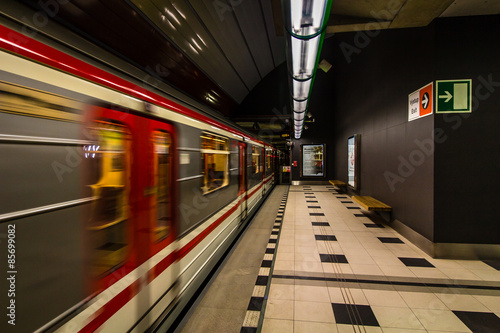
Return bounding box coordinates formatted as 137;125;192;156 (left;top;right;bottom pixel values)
187;0;261;97
260;0;286;67
331;0;405;20
390;0;455;28
131;0;249;102
440;0;500;17
232;0;274;80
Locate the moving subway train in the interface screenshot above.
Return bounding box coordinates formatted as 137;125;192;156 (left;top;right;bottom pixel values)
0;20;276;332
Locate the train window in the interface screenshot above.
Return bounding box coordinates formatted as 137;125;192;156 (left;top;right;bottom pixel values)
252;146;261;174
152;131;171;242
201;133;229;194
266;149;272;170
86;120;131;278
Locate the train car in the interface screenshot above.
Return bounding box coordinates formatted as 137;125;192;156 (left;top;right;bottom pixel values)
0;16;275;333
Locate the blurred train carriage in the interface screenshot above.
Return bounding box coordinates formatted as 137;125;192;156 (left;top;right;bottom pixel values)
0;18;276;333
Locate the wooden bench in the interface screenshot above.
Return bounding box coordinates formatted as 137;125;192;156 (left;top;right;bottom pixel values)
352;196;392;212
329;180;346;187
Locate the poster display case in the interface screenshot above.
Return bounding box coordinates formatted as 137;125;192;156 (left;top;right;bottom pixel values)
301;144;325;177
348;135;360;189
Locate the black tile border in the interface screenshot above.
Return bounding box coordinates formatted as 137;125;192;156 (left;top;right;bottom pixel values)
453;310;500;332
378;237;404;244
241;188;289;333
255;275;268;286
332;303;380;327
315;235;337;241
483;260;500;271
312;222;330;227
247;297;264;311
320;253;349;263
261;260;272;268
398;257;435;268
364;223;385;228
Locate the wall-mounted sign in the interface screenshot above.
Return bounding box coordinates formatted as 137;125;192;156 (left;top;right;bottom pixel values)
282;166;291;172
348;135;360;190
436;79;472;113
301;144;325;177
408;82;433;121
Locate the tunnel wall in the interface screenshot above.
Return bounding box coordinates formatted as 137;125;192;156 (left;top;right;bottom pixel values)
432;16;500;244
306;15;500;247
309;21;436;241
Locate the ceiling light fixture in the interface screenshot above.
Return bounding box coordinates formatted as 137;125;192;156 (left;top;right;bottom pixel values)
283;0;332;139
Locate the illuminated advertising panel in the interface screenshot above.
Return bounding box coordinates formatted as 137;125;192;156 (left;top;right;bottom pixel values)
301;144;325;177
348;135;360;189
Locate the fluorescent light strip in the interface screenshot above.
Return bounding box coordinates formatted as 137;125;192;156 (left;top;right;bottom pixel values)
287;0;328;37
290;77;312;100
289;34;321;80
292;99;308;112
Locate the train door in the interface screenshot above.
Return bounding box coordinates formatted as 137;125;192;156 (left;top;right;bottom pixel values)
84;107;178;295
239;142;247;220
147;119;177;257
84;107;141;292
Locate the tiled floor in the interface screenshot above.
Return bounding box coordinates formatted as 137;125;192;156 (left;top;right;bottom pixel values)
262;185;500;333
178;185;500;333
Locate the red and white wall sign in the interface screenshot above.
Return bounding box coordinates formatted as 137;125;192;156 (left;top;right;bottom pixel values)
408;82;433;121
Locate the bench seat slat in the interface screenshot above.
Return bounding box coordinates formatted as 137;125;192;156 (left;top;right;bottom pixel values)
329;180;346;186
352;196;392;211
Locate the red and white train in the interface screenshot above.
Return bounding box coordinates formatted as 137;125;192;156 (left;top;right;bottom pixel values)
0;17;276;333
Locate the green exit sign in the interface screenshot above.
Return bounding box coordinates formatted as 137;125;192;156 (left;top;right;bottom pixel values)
436;79;472;113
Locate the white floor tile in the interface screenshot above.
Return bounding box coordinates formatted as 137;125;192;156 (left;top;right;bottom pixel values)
265;299;294;320
294;320;338;333
363;289;408;307
411;308;472;332
261;318;294;333
371;306;424;330
435;293;490;312
398;291;448;310
473;294;500;312
295;285;331;303
328;287;369;305
294;300;335;323
269;283;295;301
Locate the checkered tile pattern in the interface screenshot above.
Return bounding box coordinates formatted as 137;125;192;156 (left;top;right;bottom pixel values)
259;185;500;333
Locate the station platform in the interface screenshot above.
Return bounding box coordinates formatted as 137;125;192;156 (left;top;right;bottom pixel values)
177;185;500;333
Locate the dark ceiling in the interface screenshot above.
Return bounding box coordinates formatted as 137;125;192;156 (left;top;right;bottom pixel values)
3;0;500;149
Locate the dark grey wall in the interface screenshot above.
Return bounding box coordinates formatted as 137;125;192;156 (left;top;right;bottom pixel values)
305;23;436;240
433;16;500;244
304;15;500;244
